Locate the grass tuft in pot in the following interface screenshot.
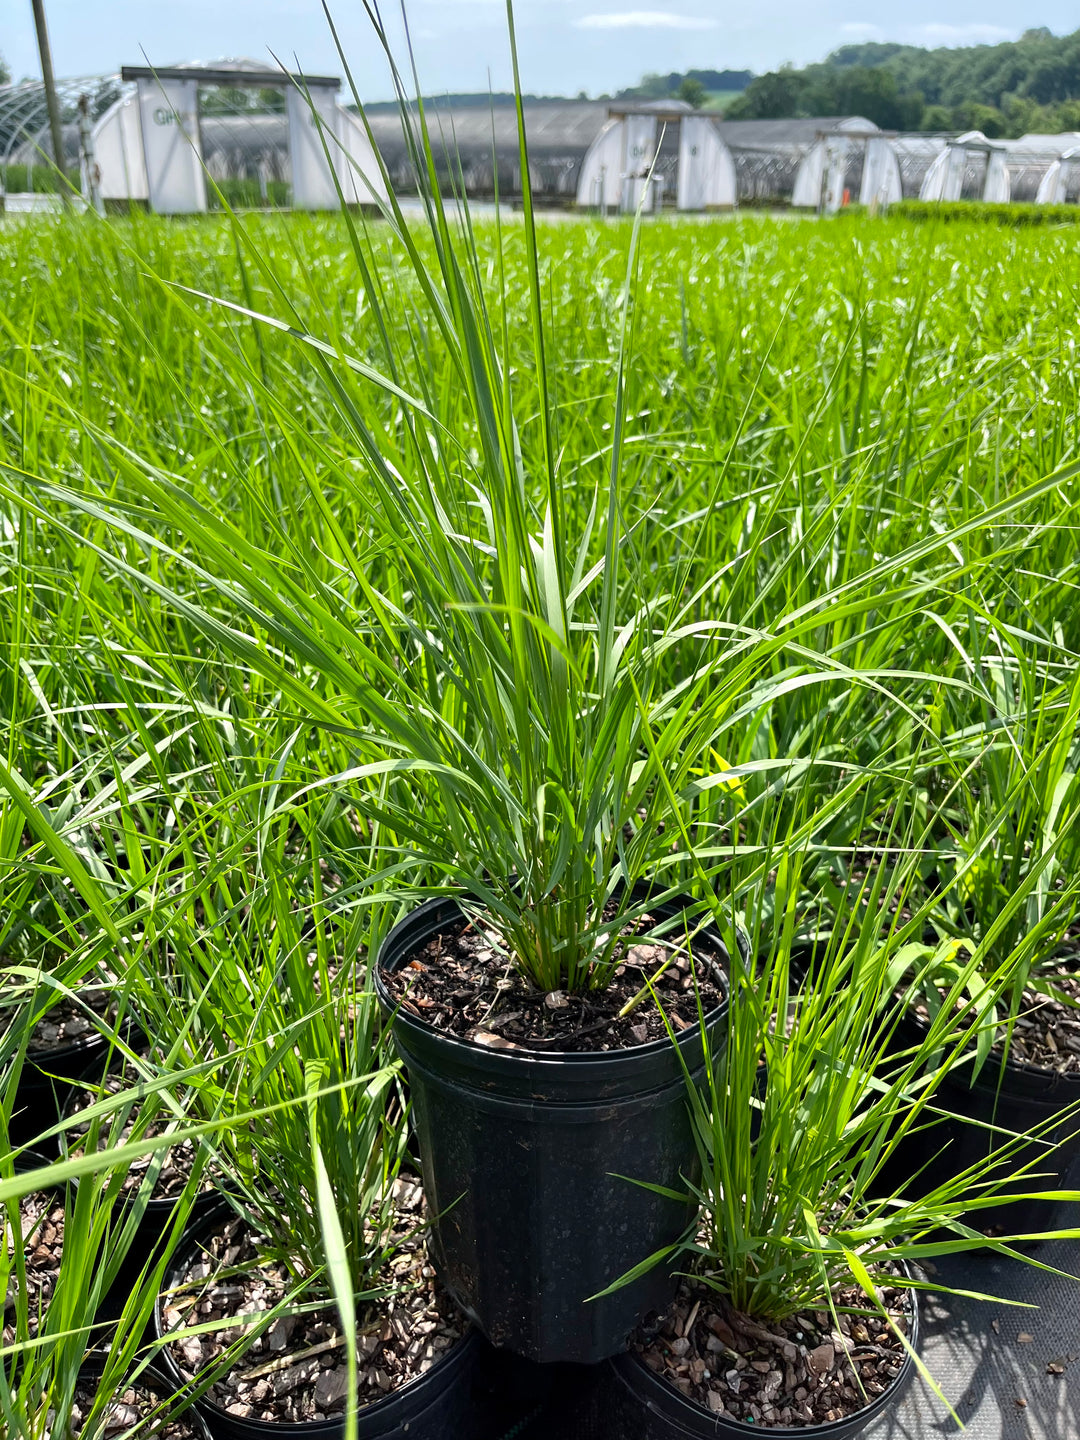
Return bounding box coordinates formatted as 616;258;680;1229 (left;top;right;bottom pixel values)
605;848;1080;1435
133;834;476;1431
0;1126;206;1440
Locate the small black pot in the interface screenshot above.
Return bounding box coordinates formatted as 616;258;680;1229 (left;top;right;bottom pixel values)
74;1357;213;1440
154;1203;483;1440
8;997;141;1156
603;1291;919;1440
60;1055;222;1297
880;1008;1080;1234
375;890;743;1364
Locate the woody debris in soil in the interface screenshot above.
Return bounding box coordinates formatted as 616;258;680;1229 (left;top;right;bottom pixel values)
634;1275;910;1428
3;1189;65;1343
70;1375;202;1439
910;968;1080;1076
162;1176;465;1423
997;971;1080;1073
67;1052;217;1200
383;913;725;1052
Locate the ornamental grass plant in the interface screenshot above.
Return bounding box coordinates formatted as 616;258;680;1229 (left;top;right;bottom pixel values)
0;1119;204;1440
2;0;1080;1426
5;5;1078;1012
621;838;1080;1419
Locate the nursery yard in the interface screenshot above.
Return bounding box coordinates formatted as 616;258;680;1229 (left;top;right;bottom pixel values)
2;204;1080;1440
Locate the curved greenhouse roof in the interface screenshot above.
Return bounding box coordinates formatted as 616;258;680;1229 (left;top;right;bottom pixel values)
711;116;878;203
0;75;121;172
1001;133;1080;200
364;100;612;197
713;117;877;150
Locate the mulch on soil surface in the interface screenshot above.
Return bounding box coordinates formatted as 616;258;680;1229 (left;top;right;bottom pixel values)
162;1176;466;1424
67;1051;218;1200
634;1274;911;1429
11;987;123;1054
383;912;725;1052
71;1375;202;1440
907;967;1080;1077
2;1189;65;1343
996;970;1080;1073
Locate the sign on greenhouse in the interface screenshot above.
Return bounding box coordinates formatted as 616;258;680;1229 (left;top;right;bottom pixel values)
135;77;207;214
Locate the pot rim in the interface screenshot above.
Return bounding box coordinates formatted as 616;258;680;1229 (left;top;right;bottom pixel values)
611;1270;920;1437
375;888;744;1067
74;1356;214;1440
58;1050;222;1213
895;999;1080;1092
154;1200;480;1435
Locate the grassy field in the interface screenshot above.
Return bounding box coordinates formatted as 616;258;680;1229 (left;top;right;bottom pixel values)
0;202;1077;1012
1;204;1079;1424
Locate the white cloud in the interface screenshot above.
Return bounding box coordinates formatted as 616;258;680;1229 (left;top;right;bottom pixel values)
575;11;719;31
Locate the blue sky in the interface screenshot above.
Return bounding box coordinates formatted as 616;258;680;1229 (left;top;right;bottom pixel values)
4;2;1078;96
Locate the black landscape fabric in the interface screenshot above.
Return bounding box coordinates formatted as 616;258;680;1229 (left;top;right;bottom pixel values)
483;1151;1080;1439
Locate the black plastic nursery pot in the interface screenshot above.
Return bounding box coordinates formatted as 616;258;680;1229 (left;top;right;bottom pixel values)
75;1357;214;1440
602;1286;920;1440
375;891;741;1365
154;1203;484;1440
604;1331;919;1440
883;1008;1080;1235
8;1000;141;1157
60;1055;223;1300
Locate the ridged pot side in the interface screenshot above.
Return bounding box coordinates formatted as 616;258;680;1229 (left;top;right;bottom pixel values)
880;1007;1080;1235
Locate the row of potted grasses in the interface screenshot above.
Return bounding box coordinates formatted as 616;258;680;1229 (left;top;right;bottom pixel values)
2;2;1080;1433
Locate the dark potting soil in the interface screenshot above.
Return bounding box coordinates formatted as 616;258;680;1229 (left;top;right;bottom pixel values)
16;987;121;1054
2;1189;65;1344
383;913;725;1052
633;1274;911;1429
162;1177;466;1424
70;1375;202;1440
909;967;1080;1077
67;1053;218;1200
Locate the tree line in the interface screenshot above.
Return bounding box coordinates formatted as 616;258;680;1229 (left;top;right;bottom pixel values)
726;27;1080;137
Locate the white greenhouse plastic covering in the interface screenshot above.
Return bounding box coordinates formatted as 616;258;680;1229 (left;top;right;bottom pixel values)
84;64;389;213
676;115;738;210
8;66;1080;215
1035;146;1080;204
577;103;736;212
790;122;903;212
919;131;1011;203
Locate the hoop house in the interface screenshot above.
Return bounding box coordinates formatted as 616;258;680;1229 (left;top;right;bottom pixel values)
1004;133;1080;202
792;124;901;212
575;101;721;213
0;75;118;197
712;116;875;206
364;100;609;202
889;135;948;199
919;131;1010;203
1035;145;1080;204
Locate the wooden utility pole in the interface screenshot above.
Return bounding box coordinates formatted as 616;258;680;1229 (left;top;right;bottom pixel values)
30;0;71;208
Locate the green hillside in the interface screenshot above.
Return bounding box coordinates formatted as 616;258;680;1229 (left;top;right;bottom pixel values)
728;27;1080;136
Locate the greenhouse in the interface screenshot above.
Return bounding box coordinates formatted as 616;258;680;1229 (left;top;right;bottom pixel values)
8;63;1080;216
1003;131;1080;201
917;129;1011;202
0;61;386;212
366;98;611;200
